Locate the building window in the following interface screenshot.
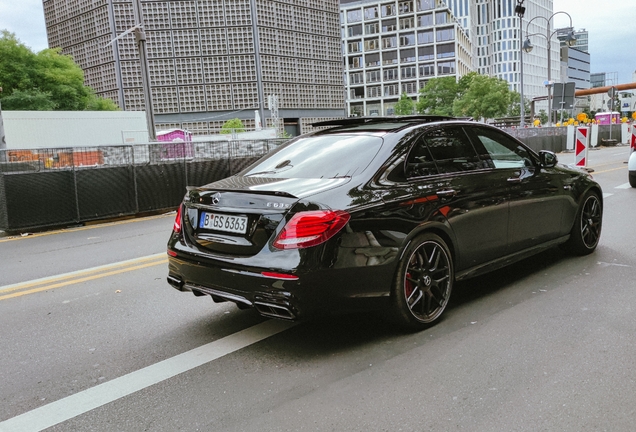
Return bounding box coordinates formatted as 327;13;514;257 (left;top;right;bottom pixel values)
437;43;455;59
364;6;379;20
398;1;414;14
382;35;397;49
384;83;400;96
417;0;435;11
349;72;364;85
419;63;435;77
438;61;456;75
347;41;362;53
381;3;396;17
400;48;416;63
348;56;362;69
365;22;379;34
435;11;449;24
418;45;434;61
418;13;433;27
436;27;455;42
367;70;382;82
347;10;362;23
364;38;379;51
417;30;434;44
365;53;380;67
402;81;418;94
399;17;415;30
401;65;417;79
382;50;398;65
382;18;397;32
383;68;399;81
400;33;416;46
348;24;362;37
367;86;382;98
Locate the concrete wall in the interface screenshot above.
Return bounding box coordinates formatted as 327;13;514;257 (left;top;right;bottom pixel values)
2;111;148;149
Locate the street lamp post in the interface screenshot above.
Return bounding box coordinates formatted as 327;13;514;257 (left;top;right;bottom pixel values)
515;1;526;127
522;12;576;127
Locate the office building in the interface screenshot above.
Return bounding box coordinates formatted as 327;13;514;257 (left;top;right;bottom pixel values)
340;0;474;117
42;0;345;136
557;27;588;53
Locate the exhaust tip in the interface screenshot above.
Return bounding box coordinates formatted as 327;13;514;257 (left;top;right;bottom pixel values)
167;275;185;290
254;302;296;320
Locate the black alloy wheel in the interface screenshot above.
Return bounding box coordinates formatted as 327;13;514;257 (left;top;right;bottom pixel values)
391;233;454;329
562;191;602;255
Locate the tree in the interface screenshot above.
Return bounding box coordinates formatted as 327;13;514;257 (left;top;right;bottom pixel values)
220;118;245;134
452;74;512;121
537;109;548;125
0;30;118;111
393;92;415;115
506;91;530;118
416;77;458;116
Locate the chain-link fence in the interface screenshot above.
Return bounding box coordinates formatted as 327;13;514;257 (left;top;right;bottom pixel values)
0;139;287;232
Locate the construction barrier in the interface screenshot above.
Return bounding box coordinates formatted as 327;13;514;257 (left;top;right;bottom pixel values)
575;127;590;168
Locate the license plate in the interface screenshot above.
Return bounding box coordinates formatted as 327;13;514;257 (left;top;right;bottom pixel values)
199;212;248;234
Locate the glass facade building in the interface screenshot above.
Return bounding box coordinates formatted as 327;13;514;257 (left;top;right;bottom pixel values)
340;0;474;117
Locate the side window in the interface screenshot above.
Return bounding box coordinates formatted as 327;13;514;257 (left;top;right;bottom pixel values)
406;127;483;178
471;127;534;169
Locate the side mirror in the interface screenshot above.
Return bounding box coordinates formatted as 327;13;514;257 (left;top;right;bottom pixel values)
539;150;558;168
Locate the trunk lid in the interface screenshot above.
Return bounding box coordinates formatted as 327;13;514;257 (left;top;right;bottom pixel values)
182;176;351;256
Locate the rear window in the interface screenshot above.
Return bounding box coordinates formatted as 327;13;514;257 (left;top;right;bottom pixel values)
241;135;383;179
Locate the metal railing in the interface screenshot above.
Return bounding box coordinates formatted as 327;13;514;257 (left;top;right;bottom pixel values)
0;139;288;232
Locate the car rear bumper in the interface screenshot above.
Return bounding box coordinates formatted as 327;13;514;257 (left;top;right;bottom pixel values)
167;252;394;321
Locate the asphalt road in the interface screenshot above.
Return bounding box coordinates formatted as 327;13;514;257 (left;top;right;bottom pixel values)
1;145;635;431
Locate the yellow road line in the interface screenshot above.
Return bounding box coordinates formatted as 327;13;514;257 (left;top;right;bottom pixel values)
0;256;168;301
592;166;627;175
0;213;174;243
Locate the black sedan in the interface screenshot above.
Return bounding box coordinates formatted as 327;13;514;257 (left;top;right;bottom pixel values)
167;116;603;329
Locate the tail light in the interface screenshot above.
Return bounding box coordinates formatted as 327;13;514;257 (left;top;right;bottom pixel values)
173;205;183;233
273;210;350;250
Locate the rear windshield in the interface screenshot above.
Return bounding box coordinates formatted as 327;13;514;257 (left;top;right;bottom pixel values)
240;135;383;179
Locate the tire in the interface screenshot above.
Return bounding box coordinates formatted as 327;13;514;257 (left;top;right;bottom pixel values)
629;171;636;188
390;233;454;330
561;191;602;255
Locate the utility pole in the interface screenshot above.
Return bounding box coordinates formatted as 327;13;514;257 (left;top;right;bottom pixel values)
0;87;6;160
131;0;156;141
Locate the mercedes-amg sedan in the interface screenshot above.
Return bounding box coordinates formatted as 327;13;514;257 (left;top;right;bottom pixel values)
167;116;603;329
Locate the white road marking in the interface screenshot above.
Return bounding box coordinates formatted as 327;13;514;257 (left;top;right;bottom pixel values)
603;193;613;199
615;183;631;189
0;319;296;432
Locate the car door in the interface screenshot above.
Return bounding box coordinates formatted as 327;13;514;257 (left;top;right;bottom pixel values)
403;126;511;271
465;126;566;253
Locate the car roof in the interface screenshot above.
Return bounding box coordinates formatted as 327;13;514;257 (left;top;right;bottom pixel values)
312;116;474;134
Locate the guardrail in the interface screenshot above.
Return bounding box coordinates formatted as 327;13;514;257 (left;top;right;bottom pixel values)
0;139;287;233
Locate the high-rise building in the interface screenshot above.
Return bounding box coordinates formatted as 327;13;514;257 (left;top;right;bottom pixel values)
340;0;474;117
445;0;562;109
42;0;345;136
557;27;588;53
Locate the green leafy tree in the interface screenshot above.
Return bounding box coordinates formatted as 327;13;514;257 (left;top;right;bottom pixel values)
0;30;118;111
416;77;458;116
220;118;245;134
537;109;548;125
393;92;415;115
506;91;530;118
452;74;512;120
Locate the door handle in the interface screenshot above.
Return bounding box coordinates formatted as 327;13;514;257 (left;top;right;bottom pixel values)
436;189;457;198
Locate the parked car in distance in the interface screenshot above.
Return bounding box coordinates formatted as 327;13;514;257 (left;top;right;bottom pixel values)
628;137;636;187
167;116;603;330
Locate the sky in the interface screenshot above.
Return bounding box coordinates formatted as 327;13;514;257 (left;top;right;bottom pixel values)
0;0;635;84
